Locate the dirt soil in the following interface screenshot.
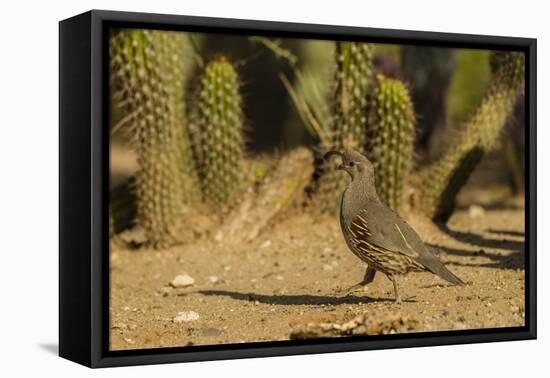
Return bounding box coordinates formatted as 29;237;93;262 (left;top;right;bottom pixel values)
109;171;525;350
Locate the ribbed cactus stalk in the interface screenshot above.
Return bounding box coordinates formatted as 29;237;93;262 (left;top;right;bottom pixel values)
193;56;245;207
109;29;194;248
315;42;374;212
416;51;525;221
155;32;200;199
367;75;415;211
331;42;374;152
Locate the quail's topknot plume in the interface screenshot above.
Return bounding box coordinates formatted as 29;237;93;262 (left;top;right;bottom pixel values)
325;150;465;302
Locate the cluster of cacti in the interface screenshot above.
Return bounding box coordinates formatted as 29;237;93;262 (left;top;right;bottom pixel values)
108;28;526;251
315;42;374;212
367;75;415;210
109;29;194;248
191;56;245;208
415;51;525;221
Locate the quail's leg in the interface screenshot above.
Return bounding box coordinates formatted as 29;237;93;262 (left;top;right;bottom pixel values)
338;267;376;297
388;274;401;303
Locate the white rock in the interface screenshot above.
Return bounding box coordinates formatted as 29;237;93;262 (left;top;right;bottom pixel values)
170;274;195;288
173;311;200;323
208;275;220;284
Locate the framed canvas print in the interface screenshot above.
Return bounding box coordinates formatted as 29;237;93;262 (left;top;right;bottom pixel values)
59;10;536;368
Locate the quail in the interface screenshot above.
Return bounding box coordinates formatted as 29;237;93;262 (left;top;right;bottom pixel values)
325;150;465;303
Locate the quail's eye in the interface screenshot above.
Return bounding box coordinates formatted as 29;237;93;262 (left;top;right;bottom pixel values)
349;161;355;167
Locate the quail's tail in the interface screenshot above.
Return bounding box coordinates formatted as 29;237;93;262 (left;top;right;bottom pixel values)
432;262;466;286
418;253;466;286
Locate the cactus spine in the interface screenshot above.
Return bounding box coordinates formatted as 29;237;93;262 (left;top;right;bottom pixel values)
367;75;415;210
109;29;194;248
416;51;525;221
316;42;374;212
193;56;245;207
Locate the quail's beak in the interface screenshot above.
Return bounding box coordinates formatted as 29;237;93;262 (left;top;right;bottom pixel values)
336;164;344;170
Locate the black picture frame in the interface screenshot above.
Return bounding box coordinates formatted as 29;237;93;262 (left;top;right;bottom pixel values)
59;9;537;368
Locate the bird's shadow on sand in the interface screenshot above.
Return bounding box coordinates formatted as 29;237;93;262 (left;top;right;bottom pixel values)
186;290;408;305
436;223;524;252
425;221;525;270
426;243;524;270
488;229;525;238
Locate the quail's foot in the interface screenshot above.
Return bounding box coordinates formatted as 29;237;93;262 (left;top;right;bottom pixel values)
337;283;368;298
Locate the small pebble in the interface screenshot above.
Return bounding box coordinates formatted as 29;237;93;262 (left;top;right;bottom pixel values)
259;240;272;249
173;311;200;323
208;275;220;284
170;274;195;288
468;205;485;219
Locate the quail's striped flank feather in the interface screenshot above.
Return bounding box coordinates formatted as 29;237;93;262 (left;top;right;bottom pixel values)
348;211;425;275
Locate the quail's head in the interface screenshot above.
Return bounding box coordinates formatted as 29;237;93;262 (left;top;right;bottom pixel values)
324;150;374;180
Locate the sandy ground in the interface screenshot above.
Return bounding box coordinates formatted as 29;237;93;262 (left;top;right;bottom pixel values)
109;178;525;350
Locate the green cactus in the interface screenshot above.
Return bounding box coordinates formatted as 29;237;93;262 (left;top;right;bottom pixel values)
192;56;245;207
315;42;374;212
109;29;195;248
415;51;525;222
331;42;374;152
155;32;200;201
367;75;415;211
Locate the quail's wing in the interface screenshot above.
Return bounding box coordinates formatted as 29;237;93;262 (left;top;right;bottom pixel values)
348;203;428;259
349;203;465;285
